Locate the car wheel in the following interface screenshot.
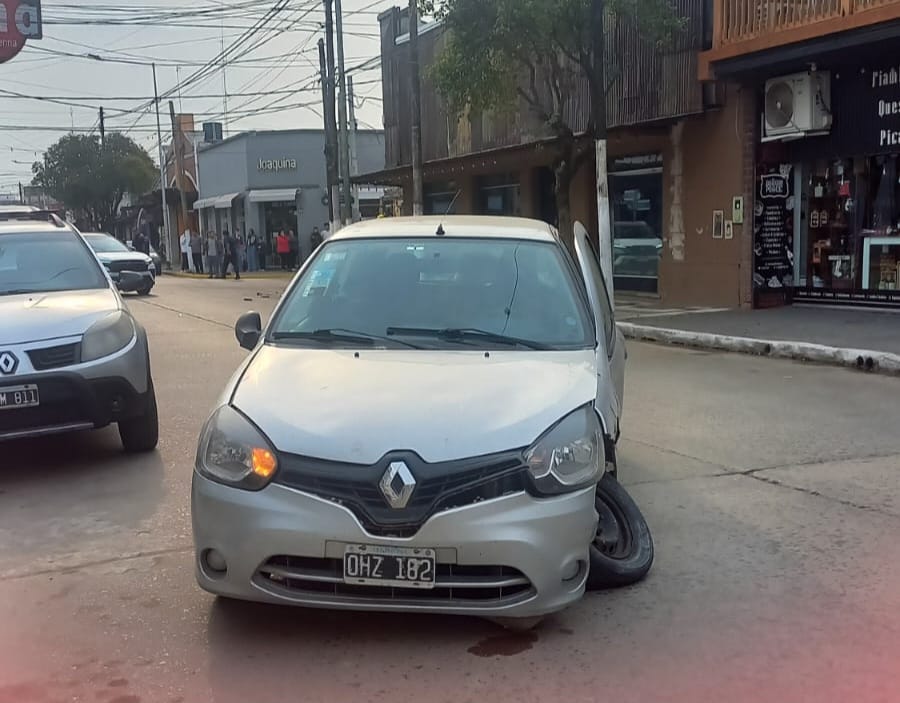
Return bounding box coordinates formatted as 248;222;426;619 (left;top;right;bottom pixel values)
137;286;153;296
118;377;159;453
586;473;653;590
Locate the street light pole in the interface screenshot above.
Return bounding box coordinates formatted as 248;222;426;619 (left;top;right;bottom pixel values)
152;63;172;265
334;0;352;226
591;0;613;304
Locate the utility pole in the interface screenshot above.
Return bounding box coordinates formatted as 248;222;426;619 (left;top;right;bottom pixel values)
347;75;361;222
334;0;352;225
152;63;172;265
591;0;613;304
323;0;340;230
408;0;424;216
169;100;191;239
99;107;105;148
319;35;340;229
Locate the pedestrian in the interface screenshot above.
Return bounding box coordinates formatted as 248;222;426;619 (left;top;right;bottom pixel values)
288;230;298;270
179;228;192;272
276;229;290;270
322;222;332;242
247;229;259;272
190;229;203;274
237;233;247;272
260;235;269;271
311;226;322;251
205;230;220;279
222;229;241;280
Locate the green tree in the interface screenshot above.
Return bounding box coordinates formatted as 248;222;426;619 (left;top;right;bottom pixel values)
32;133;157;231
420;0;683;247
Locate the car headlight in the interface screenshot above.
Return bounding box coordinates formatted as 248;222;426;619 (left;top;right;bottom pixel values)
524;405;604;495
81;311;135;362
196;405;278;490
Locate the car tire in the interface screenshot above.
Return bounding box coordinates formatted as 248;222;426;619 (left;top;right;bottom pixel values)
586;473;653;590
118;378;159;453
137;286;153;296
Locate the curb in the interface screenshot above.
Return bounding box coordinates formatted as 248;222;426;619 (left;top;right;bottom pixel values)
618;322;900;376
167;271;293;281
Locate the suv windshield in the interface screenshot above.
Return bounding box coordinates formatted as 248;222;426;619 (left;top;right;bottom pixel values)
84;234;130;253
270;237;593;350
0;231;109;295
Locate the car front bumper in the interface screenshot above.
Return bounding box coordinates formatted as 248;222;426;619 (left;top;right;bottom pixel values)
192;473;597;618
110;270;155;292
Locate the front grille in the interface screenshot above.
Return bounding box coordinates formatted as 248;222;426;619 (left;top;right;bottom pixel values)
275;451;528;537
106;259;149;273
256;555;534;606
27;343;81;371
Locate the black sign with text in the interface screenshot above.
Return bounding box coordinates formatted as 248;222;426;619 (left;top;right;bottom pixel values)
753;165;794;303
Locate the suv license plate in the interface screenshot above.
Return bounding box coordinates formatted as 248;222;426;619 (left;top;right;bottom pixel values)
0;384;39;410
343;544;436;590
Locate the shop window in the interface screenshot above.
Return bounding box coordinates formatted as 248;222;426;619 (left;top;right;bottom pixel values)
609;156;663;294
797;155;900;300
476;174;520;216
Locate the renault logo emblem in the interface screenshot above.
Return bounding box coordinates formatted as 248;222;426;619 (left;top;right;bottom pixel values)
0;351;17;375
379;461;416;509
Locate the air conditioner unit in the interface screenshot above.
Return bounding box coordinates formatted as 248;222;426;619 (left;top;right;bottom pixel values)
762;71;832;142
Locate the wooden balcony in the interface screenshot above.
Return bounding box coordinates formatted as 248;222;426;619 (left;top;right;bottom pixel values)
701;0;900;77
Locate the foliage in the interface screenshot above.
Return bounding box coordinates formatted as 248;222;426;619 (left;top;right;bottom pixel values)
419;0;685;243
32;133;157;230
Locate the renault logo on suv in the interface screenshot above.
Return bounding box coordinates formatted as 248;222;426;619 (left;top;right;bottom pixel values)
0;351;17;375
379;461;416;509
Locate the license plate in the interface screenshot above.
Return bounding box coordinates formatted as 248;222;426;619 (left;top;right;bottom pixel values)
0;384;39;410
343;544;436;589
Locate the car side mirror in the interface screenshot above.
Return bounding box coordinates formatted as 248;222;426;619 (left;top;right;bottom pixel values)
235;311;262;351
119;271;143;289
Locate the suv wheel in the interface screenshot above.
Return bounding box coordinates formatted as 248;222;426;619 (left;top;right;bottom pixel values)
586;473;654;590
119;377;159;452
137;286;153;296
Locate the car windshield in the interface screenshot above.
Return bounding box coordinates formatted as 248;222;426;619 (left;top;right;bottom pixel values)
85;234;130;253
0;231;108;295
270;237;593;350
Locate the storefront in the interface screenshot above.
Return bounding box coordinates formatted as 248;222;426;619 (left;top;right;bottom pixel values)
195;129;386;264
754;54;900;308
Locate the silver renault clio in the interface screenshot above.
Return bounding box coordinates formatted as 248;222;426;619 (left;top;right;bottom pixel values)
192;216;653;624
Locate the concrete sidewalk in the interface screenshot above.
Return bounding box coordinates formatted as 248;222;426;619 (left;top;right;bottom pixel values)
616;303;900;375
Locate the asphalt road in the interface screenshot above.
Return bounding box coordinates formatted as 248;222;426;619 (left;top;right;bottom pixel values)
2;276;900;703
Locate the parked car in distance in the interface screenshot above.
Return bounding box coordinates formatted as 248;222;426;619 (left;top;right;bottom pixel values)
612;221;663;279
192;215;653;628
0;210;159;451
83;232;156;296
127;240;163;275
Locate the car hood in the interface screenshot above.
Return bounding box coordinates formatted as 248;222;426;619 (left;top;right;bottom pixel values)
0;289;120;345
231;346;598;464
95;251;152;264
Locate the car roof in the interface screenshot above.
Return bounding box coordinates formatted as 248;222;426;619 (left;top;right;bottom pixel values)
82;232;114;237
0;204;38;213
329;216;558;243
0;220;75;234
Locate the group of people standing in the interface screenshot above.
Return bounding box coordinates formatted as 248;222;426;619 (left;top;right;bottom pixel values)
181;228;264;280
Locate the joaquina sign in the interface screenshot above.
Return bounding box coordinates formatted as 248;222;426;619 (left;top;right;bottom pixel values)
0;0;41;64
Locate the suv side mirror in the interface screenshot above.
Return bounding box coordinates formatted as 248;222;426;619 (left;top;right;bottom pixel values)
235;311;262;350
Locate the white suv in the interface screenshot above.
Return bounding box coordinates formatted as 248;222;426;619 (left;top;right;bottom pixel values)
192;216;652;625
0;211;158;451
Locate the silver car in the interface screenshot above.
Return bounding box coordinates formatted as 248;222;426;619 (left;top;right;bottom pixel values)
192;216;652;625
83;232;156;296
0;211;158;451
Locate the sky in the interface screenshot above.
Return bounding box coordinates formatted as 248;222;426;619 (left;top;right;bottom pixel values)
0;0;396;197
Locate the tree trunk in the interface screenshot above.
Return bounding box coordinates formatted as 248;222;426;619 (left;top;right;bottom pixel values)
554;159;574;252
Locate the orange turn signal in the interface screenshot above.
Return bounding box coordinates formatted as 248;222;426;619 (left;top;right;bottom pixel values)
251;447;277;478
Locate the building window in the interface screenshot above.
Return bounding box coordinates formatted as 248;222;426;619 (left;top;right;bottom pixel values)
609;156;663;294
476;174;520;216
795;155;900;302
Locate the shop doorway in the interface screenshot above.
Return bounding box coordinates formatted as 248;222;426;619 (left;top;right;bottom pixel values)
609;156;663;293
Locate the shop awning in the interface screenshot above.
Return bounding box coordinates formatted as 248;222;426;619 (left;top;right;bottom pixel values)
214;192;241;209
193;197;217;210
248;188;299;203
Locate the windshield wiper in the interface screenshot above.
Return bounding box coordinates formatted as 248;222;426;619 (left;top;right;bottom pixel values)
385;327;551;350
272;328;423;349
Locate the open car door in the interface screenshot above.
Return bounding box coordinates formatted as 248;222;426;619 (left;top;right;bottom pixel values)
573;222;625;440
